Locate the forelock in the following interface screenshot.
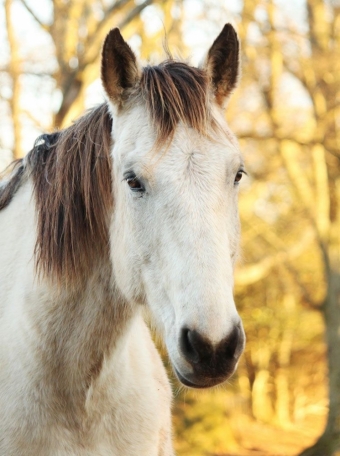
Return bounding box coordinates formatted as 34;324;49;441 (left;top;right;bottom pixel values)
137;61;213;146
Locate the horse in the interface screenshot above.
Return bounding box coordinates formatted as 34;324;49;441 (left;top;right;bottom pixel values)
0;24;245;455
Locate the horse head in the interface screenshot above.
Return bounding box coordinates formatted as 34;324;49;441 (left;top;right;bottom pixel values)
102;25;245;389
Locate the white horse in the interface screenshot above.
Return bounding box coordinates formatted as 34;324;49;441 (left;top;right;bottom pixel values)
0;24;245;456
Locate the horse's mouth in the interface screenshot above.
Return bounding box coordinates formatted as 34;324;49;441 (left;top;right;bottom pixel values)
174;367;227;389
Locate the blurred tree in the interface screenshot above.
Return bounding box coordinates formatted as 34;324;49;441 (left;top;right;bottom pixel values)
21;0;157;127
232;0;340;453
295;0;340;453
2;0;182;146
5;0;22;158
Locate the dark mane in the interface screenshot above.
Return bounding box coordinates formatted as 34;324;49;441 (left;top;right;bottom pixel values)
0;60;212;286
0;160;25;210
139;61;211;146
0;103;113;286
31;103;113;285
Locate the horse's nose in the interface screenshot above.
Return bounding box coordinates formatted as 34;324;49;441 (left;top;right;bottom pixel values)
179;324;245;372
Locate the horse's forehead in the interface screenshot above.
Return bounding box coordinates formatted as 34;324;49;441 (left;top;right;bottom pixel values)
158;128;240;174
114;104;242;174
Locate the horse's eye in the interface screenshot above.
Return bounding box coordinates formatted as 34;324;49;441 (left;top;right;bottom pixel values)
234;170;244;184
127;177;144;192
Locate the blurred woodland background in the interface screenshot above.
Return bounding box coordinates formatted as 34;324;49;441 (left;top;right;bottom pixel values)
0;0;339;455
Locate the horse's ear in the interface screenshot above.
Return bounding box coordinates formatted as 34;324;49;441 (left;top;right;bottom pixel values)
101;28;140;107
204;24;240;107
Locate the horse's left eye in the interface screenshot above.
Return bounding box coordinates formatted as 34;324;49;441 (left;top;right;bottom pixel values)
234;170;244;184
127;177;144;192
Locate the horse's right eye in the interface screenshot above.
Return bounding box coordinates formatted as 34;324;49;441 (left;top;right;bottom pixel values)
126;177;144;192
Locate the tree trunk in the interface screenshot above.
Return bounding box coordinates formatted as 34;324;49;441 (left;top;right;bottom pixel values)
275;325;293;427
300;268;340;455
252;369;274;422
5;0;22;159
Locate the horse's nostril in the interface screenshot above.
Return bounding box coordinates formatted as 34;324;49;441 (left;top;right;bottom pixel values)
179;324;245;370
180;328;200;364
224;325;242;359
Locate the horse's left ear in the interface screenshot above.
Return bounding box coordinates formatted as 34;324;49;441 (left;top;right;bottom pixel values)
101;28;140;107
204;24;240;107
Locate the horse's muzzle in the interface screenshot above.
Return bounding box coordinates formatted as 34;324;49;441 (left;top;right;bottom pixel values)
175;323;245;388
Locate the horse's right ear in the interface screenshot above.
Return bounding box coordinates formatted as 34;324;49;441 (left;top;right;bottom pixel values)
204;24;240;107
101;28;140;107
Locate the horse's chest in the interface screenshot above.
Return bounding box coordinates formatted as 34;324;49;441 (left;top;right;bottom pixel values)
83;330;173;455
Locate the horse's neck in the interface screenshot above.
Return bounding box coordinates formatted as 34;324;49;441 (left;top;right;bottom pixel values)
32;270;132;407
0;179;133;420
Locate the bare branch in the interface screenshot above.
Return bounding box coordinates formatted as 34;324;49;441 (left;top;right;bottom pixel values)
0;67;53;78
86;0;132;49
284;263;323;311
237;132;340;162
81;0;154;69
235;229;315;287
19;0;50;31
117;0;154;29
